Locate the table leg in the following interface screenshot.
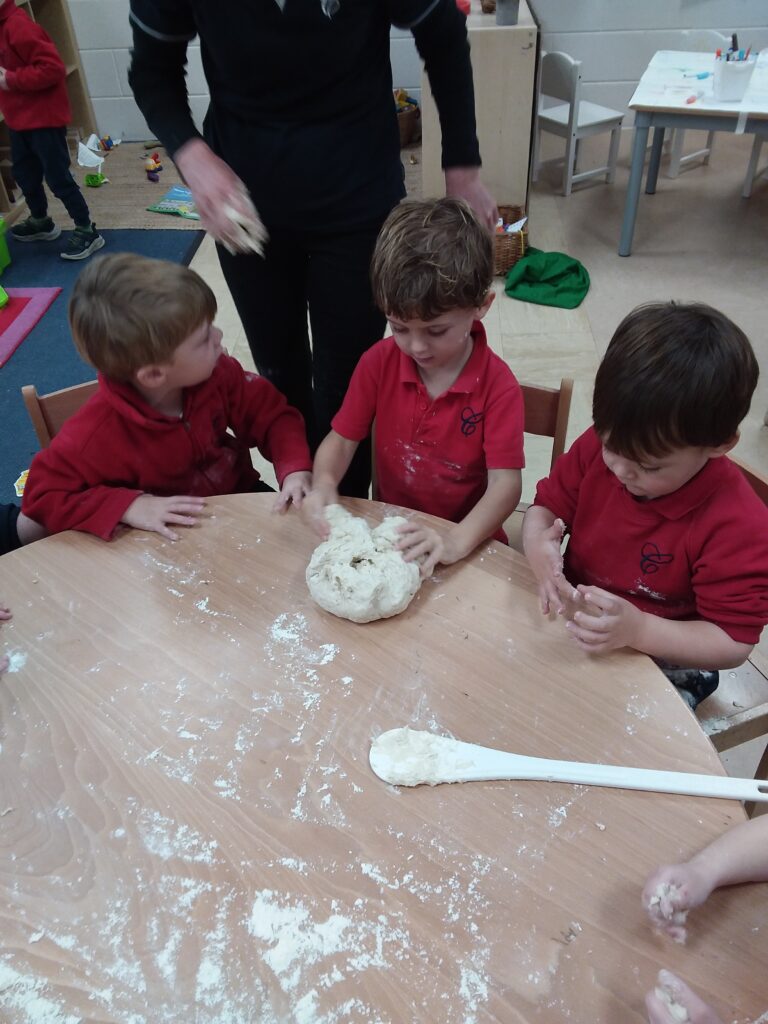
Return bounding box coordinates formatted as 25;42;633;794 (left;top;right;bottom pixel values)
646;126;665;194
619;118;650;257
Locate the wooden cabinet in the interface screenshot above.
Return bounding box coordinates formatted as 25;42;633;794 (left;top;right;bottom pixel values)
0;0;97;224
420;0;538;209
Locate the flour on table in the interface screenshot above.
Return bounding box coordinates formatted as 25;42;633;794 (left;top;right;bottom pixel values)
654;972;691;1022
306;505;421;623
370;727;474;786
649;883;688;944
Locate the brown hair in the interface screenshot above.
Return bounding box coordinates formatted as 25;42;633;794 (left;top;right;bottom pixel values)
593;301;758;460
68;253;217;380
370;197;492;320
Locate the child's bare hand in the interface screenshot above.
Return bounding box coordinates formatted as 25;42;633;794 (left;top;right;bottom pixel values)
397;523;452;577
273;471;312;515
122;494;206;541
526;517;567;613
565;584;643;653
302;487;336;540
646;970;724;1024
642;863;714;941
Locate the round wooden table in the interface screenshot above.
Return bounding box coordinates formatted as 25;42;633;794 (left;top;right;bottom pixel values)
1;495;765;1021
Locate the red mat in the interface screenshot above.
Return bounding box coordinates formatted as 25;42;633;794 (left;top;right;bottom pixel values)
0;287;62;367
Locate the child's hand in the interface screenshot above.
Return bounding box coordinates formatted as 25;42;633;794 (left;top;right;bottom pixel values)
397;523;454;577
273;471;312;515
122;494;206;541
0;69;8;91
645;970;724;1024
642;863;715;941
565;584;643;653
302;487;337;540
526;517;568;613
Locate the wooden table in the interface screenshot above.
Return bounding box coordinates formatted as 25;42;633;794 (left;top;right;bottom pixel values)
1;495;766;1022
619;50;768;255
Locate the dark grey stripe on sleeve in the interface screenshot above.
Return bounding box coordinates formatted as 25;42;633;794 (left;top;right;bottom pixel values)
129;11;196;43
393;0;441;31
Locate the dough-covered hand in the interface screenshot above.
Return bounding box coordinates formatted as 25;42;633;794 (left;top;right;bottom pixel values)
645;970;724;1024
444;166;498;230
643;864;715;941
397;522;454;577
122;494;206;541
525;517;569;614
566;584;644;653
174;138;268;255
273;471;312;515
302;487;337;540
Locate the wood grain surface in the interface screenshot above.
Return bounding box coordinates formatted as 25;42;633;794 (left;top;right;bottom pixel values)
0;495;765;1023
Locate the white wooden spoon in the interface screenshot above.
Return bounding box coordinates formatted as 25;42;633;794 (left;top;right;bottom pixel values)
369;728;768;804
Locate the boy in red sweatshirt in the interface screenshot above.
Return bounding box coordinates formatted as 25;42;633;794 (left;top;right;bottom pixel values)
0;0;103;259
22;253;312;540
523;302;768;710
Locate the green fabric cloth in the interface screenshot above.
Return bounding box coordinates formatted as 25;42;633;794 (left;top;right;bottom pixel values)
504;246;590;309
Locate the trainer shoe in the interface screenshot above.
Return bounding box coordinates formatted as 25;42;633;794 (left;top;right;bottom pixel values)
60;223;105;261
11;215;61;242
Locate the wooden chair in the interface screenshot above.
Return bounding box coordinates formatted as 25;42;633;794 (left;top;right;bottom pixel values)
22;380;99;448
697;455;768;817
532;51;624;197
506;377;573;550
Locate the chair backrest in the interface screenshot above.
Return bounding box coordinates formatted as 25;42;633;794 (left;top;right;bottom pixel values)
731;454;768;506
680;28;729;51
540;50;581;107
520;377;574;470
22;380;99;449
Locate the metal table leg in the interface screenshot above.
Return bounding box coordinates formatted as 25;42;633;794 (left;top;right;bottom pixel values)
619;113;651;257
646;125;666;194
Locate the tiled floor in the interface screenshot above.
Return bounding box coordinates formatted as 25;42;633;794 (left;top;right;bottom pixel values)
189;127;768;794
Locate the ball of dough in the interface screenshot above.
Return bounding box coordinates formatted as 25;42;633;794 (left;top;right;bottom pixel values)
306;505;421;623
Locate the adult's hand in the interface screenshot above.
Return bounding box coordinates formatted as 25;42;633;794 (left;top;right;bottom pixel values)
445;166;498;230
174;138;268;255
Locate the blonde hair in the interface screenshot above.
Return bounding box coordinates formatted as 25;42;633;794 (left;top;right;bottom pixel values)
68;253;217;380
371;197;492;320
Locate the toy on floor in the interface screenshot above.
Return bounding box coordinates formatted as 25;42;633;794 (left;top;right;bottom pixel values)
85;172;108;188
144;152;163;183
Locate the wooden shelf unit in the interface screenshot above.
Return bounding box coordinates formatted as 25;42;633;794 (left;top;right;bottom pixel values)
0;0;97;225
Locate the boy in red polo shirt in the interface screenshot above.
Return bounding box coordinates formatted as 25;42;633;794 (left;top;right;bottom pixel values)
305;198;524;575
23;253;312;540
523;301;768;709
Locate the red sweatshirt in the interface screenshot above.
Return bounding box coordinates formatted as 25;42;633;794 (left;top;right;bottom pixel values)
22;355;311;540
0;0;70;131
534;427;768;645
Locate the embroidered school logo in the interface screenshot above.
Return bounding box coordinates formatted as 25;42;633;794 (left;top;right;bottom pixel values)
640;542;673;574
460;406;483;436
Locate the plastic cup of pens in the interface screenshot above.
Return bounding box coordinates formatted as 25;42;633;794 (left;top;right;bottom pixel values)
713;55;756;101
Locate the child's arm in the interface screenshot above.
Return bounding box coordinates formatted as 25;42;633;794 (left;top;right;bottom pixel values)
565;586;753;669
303;430;360;538
1;23;66;93
398;468;522;577
643;816;768;938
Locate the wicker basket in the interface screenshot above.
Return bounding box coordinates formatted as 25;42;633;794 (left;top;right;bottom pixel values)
397;104;420;148
493;204;527;277
480;0;496;12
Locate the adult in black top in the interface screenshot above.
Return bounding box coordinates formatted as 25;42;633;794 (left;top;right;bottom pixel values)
128;0;495;495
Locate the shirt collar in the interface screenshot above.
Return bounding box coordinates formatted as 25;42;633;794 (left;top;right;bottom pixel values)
398;320;489;391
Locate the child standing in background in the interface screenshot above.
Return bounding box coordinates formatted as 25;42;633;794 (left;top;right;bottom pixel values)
305;198;524;576
523;302;768;709
0;0;103;260
23;253;312;539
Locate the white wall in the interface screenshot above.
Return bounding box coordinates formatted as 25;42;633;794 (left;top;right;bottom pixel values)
69;0;424;140
529;0;768;120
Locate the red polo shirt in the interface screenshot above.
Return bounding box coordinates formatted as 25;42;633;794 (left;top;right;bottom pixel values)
332;322;525;525
534;427;768;644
